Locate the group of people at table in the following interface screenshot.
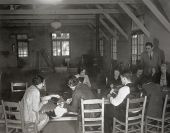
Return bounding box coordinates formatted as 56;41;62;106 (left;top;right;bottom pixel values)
21;40;169;133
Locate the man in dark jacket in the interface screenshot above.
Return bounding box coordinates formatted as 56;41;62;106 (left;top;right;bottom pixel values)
64;75;96;113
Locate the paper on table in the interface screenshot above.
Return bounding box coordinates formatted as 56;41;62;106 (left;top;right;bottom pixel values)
53;106;67;118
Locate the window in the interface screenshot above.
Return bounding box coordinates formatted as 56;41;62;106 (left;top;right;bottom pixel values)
17;34;28;57
99;39;104;56
111;38;117;60
52;32;70;56
131;33;144;65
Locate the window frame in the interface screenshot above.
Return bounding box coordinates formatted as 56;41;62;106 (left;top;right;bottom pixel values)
111;37;117;60
131;32;144;65
51;32;70;57
16;34;29;58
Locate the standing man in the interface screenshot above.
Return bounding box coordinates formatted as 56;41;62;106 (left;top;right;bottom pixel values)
141;42;161;76
153;38;165;64
22;75;49;132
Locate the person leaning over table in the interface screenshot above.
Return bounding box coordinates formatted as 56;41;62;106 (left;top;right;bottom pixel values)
105;72;142;133
21;75;60;132
64;75;97;114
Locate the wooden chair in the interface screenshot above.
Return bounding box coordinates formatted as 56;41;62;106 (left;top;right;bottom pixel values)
145;95;170;133
0;104;5;124
81;98;104;133
113;96;147;133
11;82;28;92
2;100;37;133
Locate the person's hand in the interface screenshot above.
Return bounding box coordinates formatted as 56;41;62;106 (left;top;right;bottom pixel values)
109;88;115;94
66;98;72;104
41;100;48;105
110;84;114;89
50;94;60;99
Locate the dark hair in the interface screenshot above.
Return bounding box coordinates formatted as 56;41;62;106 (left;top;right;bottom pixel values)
32;75;44;86
77;67;86;74
68;75;79;87
121;72;132;81
145;42;153;48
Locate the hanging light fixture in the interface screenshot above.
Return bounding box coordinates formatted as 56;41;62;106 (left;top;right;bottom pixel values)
51;21;62;29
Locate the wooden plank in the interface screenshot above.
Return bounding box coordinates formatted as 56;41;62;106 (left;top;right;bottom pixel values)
1;19;94;24
97;5;128;40
100;18;116;37
0;0;143;5
0;15;96;20
119;3;150;37
143;0;170;33
0;9;121;15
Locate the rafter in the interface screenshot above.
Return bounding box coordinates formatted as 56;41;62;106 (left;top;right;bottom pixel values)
143;0;170;33
0;0;143;5
97;5;128;40
89;23;109;40
119;3;150;37
1;19;94;24
0;9;121;15
0;15;95;20
100;18;116;37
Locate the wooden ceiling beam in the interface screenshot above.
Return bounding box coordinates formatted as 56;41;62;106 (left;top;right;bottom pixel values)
100;18;116;37
119;3;150;37
0;9;121;15
0;0;143;5
143;0;170;33
97;5;128;40
89;23;109;40
0;15;95;20
1;19;94;24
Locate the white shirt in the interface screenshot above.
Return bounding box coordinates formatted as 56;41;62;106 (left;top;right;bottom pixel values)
110;86;130;106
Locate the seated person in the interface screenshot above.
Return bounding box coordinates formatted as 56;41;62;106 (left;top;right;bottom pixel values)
64;75;97;114
105;73;142;133
22;75;60;131
75;67;91;88
133;66;144;86
107;69;122;90
156;64;170;88
141;76;163;118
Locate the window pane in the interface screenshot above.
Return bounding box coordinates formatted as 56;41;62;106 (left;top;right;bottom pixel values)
18;41;28;57
62;41;69;56
53;41;61;56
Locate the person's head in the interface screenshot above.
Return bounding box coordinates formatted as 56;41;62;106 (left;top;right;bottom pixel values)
120;73;132;85
32;75;45;90
136;67;143;78
145;42;153;53
153;38;159;48
68;75;79;91
161;64;167;74
78;67;86;76
114;69;120;78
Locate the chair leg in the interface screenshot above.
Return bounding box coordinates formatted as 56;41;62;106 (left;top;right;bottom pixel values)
113;118;116;133
145;119;147;133
141;120;144;133
161;121;164;133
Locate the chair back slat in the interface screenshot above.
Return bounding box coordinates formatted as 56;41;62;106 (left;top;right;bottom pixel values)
81;98;104;133
84;109;102;113
11;82;28;92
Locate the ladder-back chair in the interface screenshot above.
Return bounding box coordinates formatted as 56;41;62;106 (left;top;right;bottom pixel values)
113;96;147;133
145;95;170;133
81;98;104;133
11;82;28;92
2;100;37;133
